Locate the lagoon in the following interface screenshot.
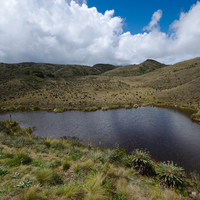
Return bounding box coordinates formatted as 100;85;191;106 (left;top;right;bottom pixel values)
0;106;200;173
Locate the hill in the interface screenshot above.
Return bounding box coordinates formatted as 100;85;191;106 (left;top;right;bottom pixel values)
0;57;200;111
0;62;117;80
102;59;167;77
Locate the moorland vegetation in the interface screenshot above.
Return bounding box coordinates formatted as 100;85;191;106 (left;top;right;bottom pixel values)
0;57;200;121
0;58;200;199
0;120;200;199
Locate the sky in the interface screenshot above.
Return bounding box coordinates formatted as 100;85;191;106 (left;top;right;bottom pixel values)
0;0;200;66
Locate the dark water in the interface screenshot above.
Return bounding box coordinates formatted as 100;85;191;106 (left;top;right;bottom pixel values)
0;107;200;173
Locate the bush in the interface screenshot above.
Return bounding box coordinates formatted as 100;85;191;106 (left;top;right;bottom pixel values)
131;149;155;176
156;161;186;188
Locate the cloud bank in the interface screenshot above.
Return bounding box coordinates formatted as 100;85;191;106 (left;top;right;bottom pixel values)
0;0;200;65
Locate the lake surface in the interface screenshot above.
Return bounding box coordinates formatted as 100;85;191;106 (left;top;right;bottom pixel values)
0;106;200;173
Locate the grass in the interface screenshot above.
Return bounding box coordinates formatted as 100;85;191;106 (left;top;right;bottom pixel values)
0;120;199;199
0;57;200;114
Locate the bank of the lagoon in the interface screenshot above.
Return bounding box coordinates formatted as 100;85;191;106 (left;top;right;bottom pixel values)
0;120;199;199
0;106;200;174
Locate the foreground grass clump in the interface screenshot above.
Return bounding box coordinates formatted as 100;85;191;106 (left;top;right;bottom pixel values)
0;120;199;199
156;161;186;188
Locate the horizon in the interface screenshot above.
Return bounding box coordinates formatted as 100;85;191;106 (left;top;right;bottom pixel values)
2;56;200;67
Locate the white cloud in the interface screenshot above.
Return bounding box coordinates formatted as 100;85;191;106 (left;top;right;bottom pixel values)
143;9;162;31
65;0;87;5
0;0;200;65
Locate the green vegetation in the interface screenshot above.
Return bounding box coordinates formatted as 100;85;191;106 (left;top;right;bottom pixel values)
0;120;199;199
0;58;200;198
131;149;155;176
191;110;200;121
0;57;200;115
156;161;186;188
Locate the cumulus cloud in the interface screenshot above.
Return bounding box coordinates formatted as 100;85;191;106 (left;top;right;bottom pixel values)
65;0;87;5
143;9;162;31
0;0;200;65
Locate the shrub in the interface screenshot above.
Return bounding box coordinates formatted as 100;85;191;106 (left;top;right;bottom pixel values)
156;161;186;188
131;149;155;176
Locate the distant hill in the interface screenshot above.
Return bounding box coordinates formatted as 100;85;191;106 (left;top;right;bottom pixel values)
0;57;200;108
0;62;117;80
102;59;167;77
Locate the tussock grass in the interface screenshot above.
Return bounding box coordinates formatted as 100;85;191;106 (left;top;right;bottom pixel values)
19;186;41;200
62;159;71;171
52;182;84;199
0;121;199;199
84;173;106;200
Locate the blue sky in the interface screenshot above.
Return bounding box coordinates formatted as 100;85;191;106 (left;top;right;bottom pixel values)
0;0;200;65
87;0;197;34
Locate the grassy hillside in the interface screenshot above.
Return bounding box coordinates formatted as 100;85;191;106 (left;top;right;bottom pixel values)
0;120;199;199
0;58;200;116
102;59;167;77
132;57;200;106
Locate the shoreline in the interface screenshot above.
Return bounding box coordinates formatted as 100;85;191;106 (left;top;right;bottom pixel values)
0;119;200;199
0;102;199;124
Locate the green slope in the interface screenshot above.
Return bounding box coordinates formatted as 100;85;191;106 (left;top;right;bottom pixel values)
102;59;167;77
0;57;200;109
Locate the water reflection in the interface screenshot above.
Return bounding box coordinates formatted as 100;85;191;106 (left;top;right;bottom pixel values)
0;107;200;173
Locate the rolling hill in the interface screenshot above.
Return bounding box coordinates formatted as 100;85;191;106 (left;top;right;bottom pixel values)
0;57;200;109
